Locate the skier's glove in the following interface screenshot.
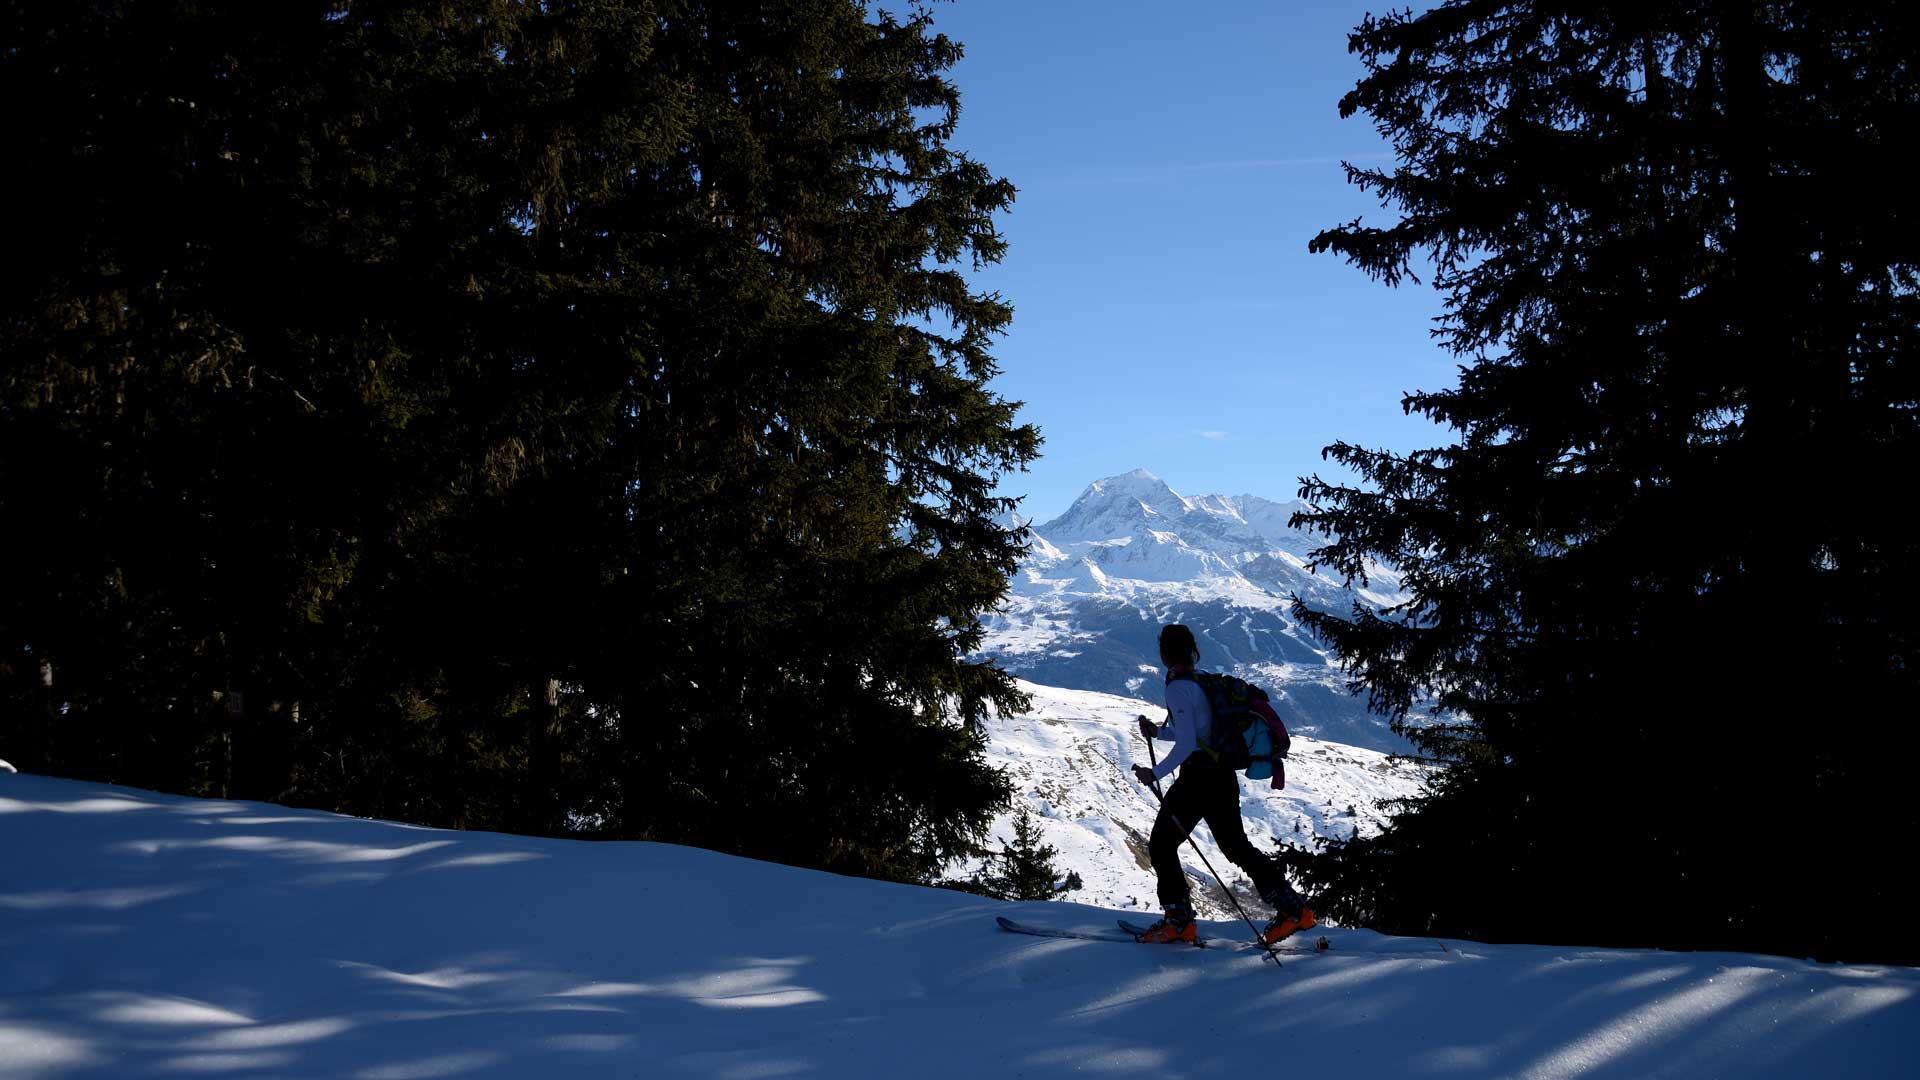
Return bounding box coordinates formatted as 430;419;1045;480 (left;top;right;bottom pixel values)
1131;764;1157;786
1137;715;1157;740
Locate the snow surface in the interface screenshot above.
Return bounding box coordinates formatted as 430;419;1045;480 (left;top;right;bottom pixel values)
975;680;1424;919
5;768;1917;1079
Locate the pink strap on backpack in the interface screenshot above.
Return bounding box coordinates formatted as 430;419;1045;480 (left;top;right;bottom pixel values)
1250;698;1290;789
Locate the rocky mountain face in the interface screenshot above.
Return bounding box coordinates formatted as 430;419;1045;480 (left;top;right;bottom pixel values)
980;469;1417;754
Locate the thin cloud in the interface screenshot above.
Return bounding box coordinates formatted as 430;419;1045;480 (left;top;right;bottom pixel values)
1032;153;1393;189
1171;156;1369;172
1197;430;1229;442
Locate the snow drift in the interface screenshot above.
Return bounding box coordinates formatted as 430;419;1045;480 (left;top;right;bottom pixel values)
3;770;1915;1078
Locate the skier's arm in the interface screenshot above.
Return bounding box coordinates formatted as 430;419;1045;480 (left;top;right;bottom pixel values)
1153;682;1204;780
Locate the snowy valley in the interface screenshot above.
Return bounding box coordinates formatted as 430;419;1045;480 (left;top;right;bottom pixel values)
974;680;1423;919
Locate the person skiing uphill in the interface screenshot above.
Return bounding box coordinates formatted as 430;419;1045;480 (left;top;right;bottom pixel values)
1130;623;1316;945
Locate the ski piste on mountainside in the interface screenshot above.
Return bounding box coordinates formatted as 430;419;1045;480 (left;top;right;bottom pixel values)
979;468;1422;754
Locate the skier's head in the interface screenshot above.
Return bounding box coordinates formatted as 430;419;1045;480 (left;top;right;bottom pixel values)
1158;624;1199;670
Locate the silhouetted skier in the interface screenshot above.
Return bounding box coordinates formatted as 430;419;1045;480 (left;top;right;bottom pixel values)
1130;623;1315;944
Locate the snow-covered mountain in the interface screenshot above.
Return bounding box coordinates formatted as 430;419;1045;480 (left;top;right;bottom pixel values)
974;680;1425;919
5;768;1916;1078
983;468;1416;752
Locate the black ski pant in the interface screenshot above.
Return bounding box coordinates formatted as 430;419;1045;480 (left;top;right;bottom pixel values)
1148;758;1297;915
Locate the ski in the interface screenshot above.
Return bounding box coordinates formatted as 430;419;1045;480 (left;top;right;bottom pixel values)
1113;918;1208;947
1117;919;1330;955
997;915;1330;958
995;915;1137;943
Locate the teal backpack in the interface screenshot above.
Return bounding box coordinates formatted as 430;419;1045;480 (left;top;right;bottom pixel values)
1168;670;1292;788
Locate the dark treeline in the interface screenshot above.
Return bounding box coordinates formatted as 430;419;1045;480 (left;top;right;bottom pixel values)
1288;1;1919;963
1;1;1037;885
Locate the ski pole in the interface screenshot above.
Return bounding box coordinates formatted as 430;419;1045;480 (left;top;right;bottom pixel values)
1139;722;1284;969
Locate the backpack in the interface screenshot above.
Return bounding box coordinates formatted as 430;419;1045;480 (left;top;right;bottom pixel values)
1169;670;1292;789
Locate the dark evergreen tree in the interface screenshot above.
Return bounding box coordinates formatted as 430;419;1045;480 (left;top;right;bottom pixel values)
980;809;1071;901
1291;1;1919;963
1;1;1035;884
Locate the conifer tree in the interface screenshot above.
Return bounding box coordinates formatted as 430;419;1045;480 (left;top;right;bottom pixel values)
981;809;1071;901
2;1;1035;884
1291;0;1919;963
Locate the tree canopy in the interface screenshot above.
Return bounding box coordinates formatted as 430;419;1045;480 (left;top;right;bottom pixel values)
2;0;1037;884
1291;0;1919;963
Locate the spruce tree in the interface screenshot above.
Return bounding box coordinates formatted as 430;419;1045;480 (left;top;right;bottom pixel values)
1291;1;1919;962
981;809;1070;901
2;1;1035;884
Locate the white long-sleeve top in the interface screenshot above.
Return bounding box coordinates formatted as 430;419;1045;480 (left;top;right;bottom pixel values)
1152;675;1213;780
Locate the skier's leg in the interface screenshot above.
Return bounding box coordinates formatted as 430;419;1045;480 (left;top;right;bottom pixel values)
1192;763;1316;942
1147;771;1205;914
1195;762;1299;909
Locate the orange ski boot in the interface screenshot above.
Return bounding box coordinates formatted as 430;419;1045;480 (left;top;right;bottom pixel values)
1264;906;1317;945
1135;905;1198;944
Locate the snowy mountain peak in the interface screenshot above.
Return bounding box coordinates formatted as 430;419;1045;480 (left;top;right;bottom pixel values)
1047;469;1194;540
1039;470;1316;557
1108;466;1165;486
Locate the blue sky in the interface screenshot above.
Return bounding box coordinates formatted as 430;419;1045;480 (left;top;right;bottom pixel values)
927;0;1453;523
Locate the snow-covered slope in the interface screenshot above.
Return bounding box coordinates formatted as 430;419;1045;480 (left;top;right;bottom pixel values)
4;770;1917;1079
982;468;1417;752
974;680;1423;919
